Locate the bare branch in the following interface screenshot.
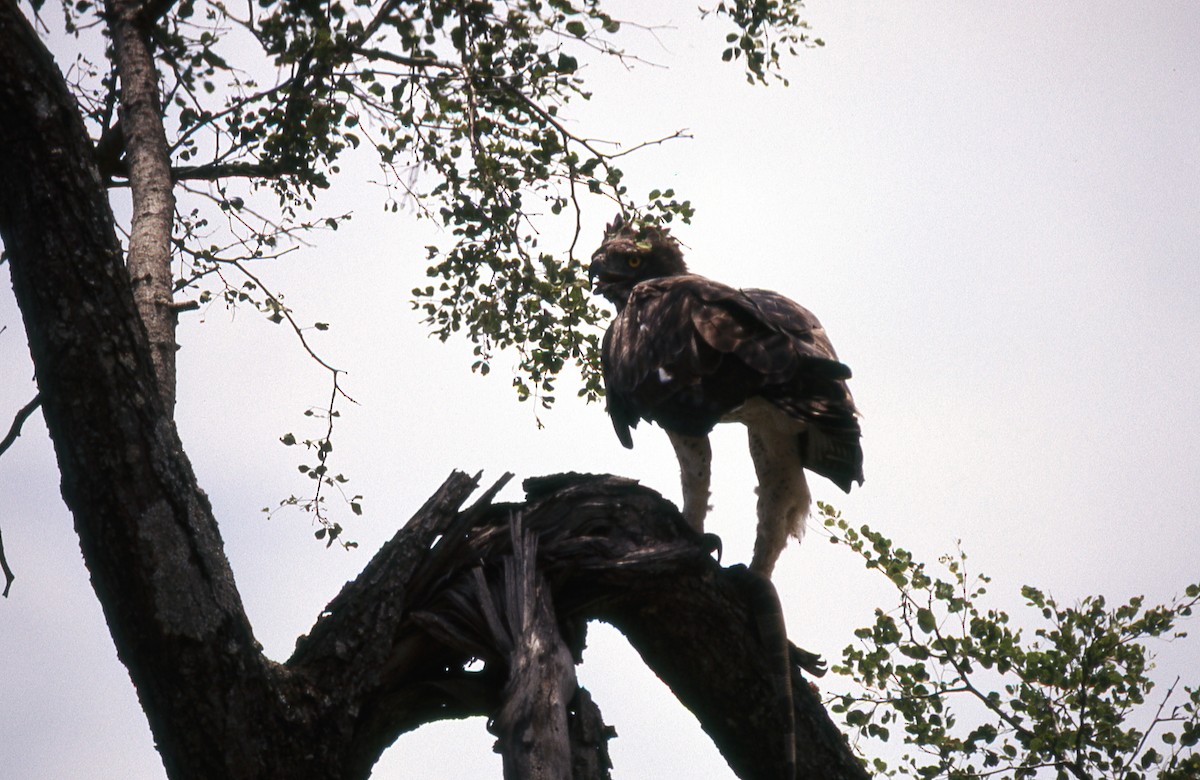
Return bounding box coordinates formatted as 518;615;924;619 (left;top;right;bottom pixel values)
601;128;693;159
0;393;41;459
0;523;13;598
1;390;36;592
0;393;32;600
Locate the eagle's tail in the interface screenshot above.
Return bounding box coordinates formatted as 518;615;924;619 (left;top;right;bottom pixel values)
798;424;863;494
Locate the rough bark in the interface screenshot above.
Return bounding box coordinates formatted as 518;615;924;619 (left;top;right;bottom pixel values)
1;4;869;778
105;0;181;413
567;687;615;780
1;4;299;777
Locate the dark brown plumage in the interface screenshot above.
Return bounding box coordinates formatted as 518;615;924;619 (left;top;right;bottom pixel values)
589;214;863;575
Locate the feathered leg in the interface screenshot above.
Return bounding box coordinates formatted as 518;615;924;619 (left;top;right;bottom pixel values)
666;431;712;531
746;426;812;577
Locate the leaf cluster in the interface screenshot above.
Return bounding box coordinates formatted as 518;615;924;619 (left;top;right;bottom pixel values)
819;503;1200;779
271;416;363;549
703;0;824;85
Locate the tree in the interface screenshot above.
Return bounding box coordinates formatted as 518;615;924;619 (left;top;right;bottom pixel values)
819;504;1200;779
0;0;859;777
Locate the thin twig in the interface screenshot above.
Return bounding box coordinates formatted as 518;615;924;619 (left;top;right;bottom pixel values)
0;394;41;459
231;262;347;384
599;128;693;159
1118;675;1182;776
227;263;360;543
0;394;41;597
0;524;12;598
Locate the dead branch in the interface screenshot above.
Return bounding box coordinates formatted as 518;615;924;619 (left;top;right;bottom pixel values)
286;471;865;779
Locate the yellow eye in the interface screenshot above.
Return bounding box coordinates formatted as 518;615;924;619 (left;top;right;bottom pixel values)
627;256;642;268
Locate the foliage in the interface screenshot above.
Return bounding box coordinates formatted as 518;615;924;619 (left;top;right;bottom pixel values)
48;0;816;406
819;502;1200;779
703;0;824;84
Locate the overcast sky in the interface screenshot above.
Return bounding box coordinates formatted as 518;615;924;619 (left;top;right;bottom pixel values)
2;1;1199;777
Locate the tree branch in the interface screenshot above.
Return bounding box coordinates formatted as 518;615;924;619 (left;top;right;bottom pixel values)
0;393;41;597
353;46;459;71
0;524;13;598
288;471;864;779
105;0;180;413
170;160;298;182
0;393;40;459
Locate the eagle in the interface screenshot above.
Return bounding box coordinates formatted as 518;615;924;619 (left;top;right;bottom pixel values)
589;215;863;576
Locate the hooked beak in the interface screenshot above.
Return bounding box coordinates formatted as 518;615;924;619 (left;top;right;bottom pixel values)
587;255;608;290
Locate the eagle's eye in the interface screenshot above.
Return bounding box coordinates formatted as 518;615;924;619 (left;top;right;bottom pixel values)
627;256;643;269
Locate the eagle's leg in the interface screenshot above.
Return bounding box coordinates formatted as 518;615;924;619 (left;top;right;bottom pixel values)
746;426;812;577
666;431;712;531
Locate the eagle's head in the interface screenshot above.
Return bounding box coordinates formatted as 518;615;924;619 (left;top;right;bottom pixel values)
589;213;687;309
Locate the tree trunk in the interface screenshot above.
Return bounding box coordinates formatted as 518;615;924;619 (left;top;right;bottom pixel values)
105;0;181;413
1;3;299;776
0;4;869;777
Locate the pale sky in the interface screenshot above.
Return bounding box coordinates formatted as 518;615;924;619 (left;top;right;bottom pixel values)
2;2;1199;778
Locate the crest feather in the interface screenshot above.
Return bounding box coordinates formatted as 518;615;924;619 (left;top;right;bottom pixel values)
598;212;686;273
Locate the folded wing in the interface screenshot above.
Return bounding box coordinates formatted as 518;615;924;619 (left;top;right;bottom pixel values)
601;274;863;491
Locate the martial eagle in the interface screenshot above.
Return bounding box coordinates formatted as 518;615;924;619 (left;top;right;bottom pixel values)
589;215;863;576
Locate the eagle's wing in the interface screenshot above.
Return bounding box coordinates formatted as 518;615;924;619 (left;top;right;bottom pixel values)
602;275;862;491
601;277;725;447
733;287;864;492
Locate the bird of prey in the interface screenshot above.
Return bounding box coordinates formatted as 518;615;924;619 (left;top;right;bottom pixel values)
589;214;863;576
